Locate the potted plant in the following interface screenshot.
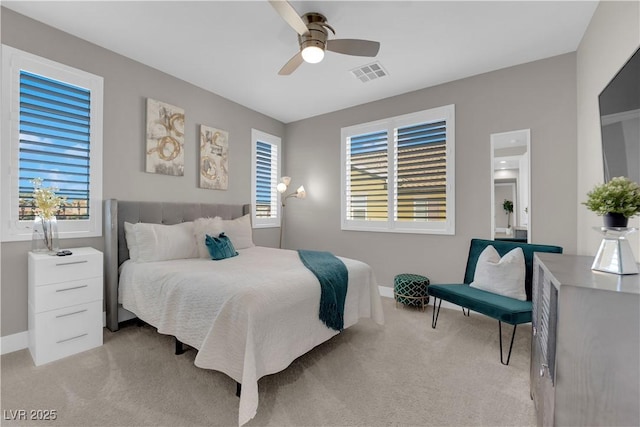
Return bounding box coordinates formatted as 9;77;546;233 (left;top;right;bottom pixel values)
503;199;514;234
583;176;640;228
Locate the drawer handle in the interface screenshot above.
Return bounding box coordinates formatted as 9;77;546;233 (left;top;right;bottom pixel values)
56;333;88;344
56;284;88;293
56;309;88;318
55;260;88;266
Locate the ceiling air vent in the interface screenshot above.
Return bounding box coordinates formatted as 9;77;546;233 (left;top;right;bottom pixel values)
350;61;388;83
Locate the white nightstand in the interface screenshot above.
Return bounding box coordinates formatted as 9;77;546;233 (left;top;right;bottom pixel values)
28;247;103;366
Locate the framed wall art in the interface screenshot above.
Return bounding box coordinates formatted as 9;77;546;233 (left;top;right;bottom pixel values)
145;98;185;176
199;125;229;190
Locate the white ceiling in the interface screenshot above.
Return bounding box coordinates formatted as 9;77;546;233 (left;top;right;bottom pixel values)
4;1;599;124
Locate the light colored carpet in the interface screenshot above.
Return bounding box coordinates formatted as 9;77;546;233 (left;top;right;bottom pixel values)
1;297;535;426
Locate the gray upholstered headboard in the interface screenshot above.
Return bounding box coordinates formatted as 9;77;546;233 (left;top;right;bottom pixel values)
103;199;250;332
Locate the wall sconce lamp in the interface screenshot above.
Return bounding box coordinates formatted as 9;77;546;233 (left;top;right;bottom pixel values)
277;176;306;248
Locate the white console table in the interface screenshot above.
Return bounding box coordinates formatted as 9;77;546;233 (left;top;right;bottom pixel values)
531;253;639;426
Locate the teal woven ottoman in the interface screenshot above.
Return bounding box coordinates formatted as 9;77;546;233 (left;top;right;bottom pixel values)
394;273;430;311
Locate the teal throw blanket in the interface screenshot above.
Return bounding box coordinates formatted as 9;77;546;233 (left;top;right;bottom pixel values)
298;250;348;331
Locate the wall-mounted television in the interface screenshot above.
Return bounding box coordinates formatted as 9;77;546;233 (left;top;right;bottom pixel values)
599;46;640;183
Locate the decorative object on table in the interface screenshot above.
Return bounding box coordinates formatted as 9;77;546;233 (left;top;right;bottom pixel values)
276;176;306;248
503;199;514;235
30;178;65;254
583;176;640;228
583;177;640;274
145;98;185;176
199;125;229;190
393;273;430;311
591;227;639;275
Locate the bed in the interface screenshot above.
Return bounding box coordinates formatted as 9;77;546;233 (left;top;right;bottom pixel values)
103;199;384;426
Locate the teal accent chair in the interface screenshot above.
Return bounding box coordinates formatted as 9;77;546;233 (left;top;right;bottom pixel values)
427;238;562;365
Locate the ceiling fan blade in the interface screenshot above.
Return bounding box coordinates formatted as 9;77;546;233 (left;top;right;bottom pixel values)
268;0;309;36
326;39;380;57
278;52;304;75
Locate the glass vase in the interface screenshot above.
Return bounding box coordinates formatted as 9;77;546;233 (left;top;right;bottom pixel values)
32;215;59;254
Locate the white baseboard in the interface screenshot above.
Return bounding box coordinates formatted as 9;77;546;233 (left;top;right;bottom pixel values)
378;285;394;298
1;331;29;355
379;285;459;311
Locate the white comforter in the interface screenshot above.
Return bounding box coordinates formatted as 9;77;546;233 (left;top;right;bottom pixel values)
119;246;384;425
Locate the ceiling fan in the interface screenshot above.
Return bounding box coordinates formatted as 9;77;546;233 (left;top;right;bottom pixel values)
269;0;381;75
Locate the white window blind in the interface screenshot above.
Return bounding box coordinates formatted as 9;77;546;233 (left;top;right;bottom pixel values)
345;129;388;221
251;129;281;228
19;70;92;220
255;140;278;219
341;104;455;234
1;45;104;242
395;120;447;222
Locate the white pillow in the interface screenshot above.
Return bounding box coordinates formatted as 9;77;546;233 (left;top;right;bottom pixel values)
124;221;198;262
220;214;255;250
469;245;526;301
123;221;139;261
193;214;255;257
193;217;224;258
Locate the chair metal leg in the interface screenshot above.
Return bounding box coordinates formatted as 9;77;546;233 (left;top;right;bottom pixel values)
175;337;186;355
431;297;442;328
498;321;517;365
462;307;470;316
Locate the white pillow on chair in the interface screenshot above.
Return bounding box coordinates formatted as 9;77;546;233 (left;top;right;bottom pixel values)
469;245;526;301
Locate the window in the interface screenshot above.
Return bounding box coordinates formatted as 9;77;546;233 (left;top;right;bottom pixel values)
251;129;281;228
341;104;455;234
1;45;103;242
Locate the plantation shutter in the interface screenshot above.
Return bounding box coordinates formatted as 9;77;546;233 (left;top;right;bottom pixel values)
345;130;389;221
255;140;278;218
395;120;447;222
341;104;454;234
18;70;91;220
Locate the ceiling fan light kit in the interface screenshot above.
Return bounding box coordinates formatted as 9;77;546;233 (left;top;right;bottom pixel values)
269;0;381;75
301;46;324;64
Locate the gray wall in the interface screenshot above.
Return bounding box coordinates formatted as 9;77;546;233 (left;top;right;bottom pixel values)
576;1;640;258
0;8;284;337
283;54;578;287
1;6;586;338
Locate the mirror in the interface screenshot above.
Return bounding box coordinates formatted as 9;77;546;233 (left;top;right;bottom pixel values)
490;129;530;242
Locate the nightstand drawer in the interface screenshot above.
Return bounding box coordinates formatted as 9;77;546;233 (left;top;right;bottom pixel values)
32;277;102;313
29;300;103;366
29;250;102;286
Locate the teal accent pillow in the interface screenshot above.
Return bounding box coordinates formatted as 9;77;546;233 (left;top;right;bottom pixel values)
205;232;238;260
